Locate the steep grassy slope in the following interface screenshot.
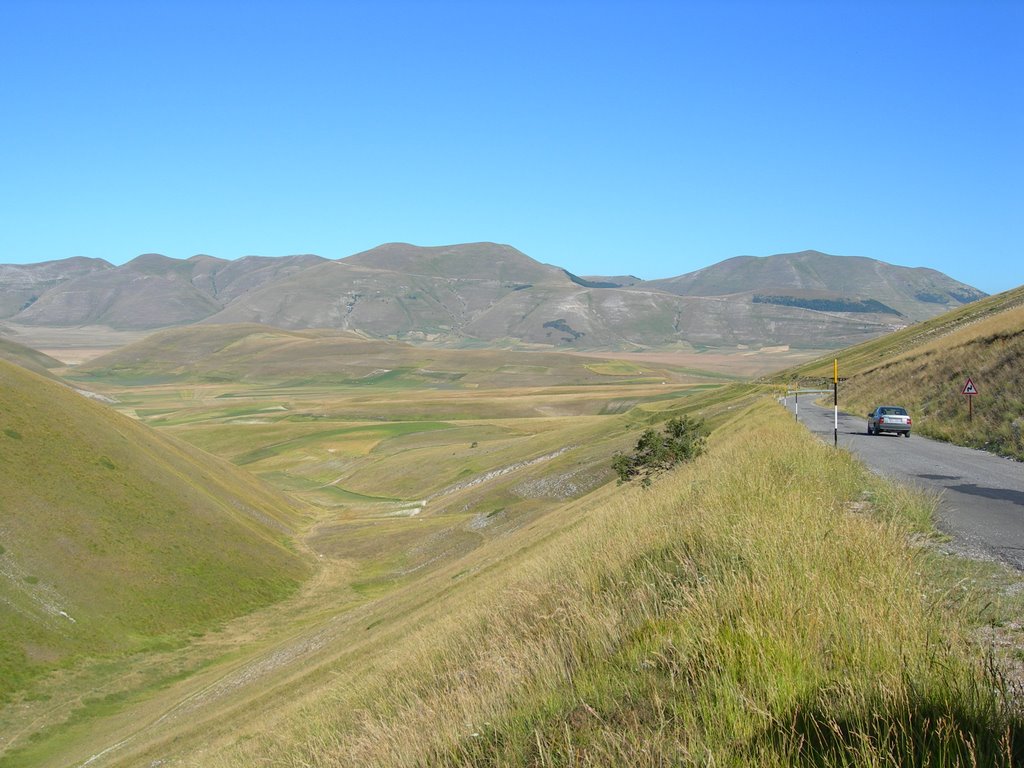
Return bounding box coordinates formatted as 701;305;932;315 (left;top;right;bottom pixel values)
0;337;62;377
0;366;736;764
772;285;1024;459
0;359;312;702
204;402;1020;768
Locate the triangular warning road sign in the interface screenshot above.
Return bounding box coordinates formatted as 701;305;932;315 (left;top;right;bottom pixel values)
962;378;978;396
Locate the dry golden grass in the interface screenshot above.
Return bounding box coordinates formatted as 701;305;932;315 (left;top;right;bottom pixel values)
204;402;1021;767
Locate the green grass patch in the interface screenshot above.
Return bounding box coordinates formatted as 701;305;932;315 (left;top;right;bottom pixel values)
584;361;645;376
0;652;224;768
0;357;311;704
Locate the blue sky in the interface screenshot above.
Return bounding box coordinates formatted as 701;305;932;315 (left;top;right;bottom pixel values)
1;0;1021;294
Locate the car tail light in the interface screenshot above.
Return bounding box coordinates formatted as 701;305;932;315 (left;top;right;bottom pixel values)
907;417;912;425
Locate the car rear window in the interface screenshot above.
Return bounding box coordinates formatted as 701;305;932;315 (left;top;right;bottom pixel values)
882;407;907;415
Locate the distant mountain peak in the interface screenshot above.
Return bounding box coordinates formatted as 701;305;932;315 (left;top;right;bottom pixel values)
127;252;173;264
342;242;568;283
124;253;186;274
645;250;986;318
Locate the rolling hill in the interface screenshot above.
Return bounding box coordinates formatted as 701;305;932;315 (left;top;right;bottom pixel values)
0;336;63;377
200;243;587;341
70;322;711;388
1;245;986;350
0;357;312;701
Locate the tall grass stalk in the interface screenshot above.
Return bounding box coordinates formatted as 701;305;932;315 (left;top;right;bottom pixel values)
212;402;1021;767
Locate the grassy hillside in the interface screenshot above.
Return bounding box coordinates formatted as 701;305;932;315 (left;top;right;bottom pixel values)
204;401;1021;767
2;358;737;763
772;285;1024;459
0;336;62;377
0;358;312;702
4;340;1020;765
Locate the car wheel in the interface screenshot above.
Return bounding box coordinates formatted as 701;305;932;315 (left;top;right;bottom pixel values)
904;431;910;438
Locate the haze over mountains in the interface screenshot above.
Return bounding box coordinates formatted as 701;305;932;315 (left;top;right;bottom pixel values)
0;244;986;350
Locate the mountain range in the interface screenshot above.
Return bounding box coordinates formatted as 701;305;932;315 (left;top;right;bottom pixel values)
0;244;987;350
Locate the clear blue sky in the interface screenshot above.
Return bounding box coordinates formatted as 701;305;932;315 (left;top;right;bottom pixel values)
1;0;1021;294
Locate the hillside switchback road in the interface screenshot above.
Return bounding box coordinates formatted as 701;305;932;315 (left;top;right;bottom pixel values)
786;399;1024;570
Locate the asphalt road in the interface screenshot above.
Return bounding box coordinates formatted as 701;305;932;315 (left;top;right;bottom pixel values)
785;397;1024;570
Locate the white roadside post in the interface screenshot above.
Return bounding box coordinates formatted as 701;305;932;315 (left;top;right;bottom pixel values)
833;359;839;448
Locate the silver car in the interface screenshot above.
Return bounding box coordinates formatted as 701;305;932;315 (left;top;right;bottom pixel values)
867;406;911;437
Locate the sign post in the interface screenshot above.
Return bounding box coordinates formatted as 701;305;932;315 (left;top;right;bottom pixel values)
833;359;839;448
962;377;978;421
